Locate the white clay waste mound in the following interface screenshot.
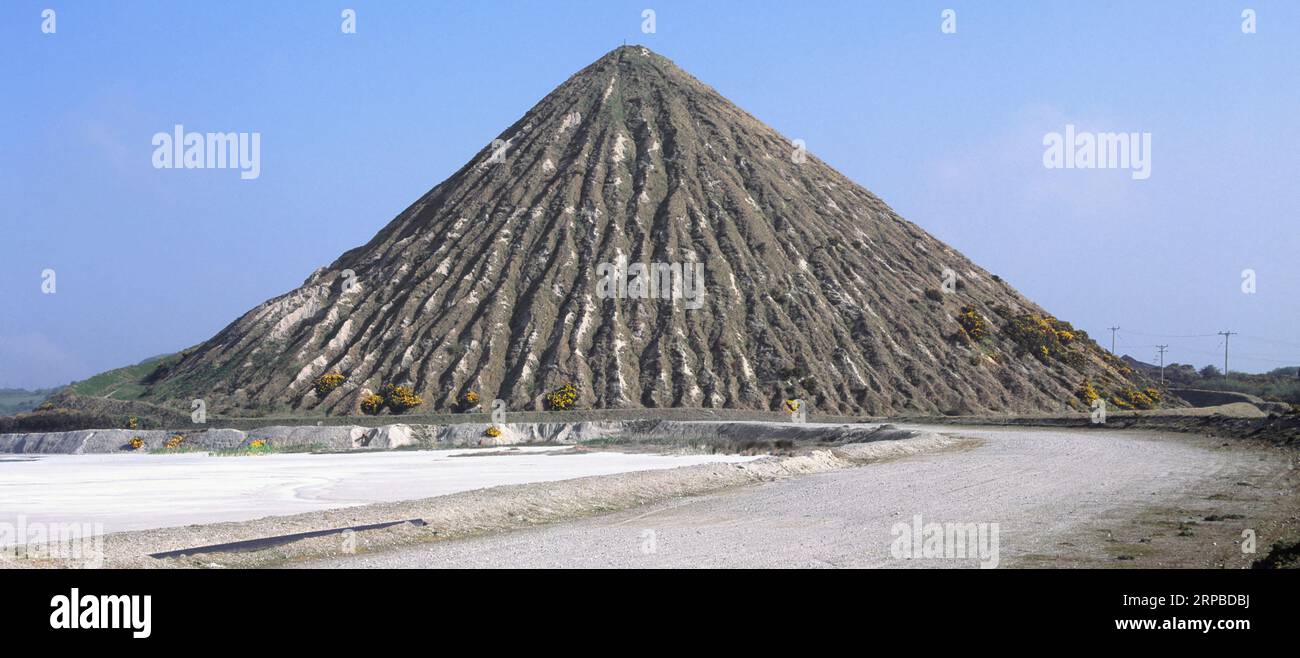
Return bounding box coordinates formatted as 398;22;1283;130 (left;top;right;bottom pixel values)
0;446;757;537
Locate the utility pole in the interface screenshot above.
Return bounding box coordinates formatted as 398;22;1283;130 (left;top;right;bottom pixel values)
1108;326;1121;354
1218;331;1236;377
1156;345;1168;384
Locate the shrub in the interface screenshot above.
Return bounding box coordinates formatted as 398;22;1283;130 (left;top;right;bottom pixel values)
546;383;579;410
380;384;424;413
127;416;138;430
1005;314;1056;360
313;372;346;397
924;288;943;302
459;390;481;411
783;399;801;415
1102;351;1134;375
128;437;145;450
0;407;174;434
1004;313;1086;365
164;435;185;450
1112;388;1156;410
957;306;987;341
359;393;385;416
484;425;502;438
1061;349;1087;368
778;364;810;380
1075;380;1099;405
1130;390;1155;409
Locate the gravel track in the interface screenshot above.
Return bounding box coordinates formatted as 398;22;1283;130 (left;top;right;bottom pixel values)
292;425;1295;568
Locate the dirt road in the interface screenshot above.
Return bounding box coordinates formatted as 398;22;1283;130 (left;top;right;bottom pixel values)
293;426;1298;568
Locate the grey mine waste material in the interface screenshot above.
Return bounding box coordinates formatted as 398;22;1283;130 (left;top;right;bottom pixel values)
125;46;1147;417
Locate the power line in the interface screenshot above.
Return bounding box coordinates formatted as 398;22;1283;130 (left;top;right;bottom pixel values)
1120;329;1298;349
1116;343;1293;362
1106;323;1296;373
1119;329;1220;338
1238;334;1300;349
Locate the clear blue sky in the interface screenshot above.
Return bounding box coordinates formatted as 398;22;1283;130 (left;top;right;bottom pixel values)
2;1;1297;388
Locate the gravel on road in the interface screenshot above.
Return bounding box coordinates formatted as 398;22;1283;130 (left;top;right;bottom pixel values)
291;425;1297;568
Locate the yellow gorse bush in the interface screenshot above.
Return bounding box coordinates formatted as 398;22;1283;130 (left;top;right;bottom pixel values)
957;306;988;341
380;384;424;413
1075;380;1099;404
360;393;385;416
243;438;272;455
128;437;145;450
547;383;579;410
1113;387;1156;410
164;435;185;450
484;425;502;438
313;372;346;397
1005;313;1088;365
459;390;481;411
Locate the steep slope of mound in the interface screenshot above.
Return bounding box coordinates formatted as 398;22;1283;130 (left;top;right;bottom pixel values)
109;46;1151;417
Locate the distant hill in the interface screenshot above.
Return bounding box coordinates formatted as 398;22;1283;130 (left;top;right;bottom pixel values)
0;388;60;416
1120;355;1199;384
0;353;175;418
1122;354;1300;405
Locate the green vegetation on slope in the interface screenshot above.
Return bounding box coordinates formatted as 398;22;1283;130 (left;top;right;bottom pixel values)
1195;375;1300;405
66;353;181;400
